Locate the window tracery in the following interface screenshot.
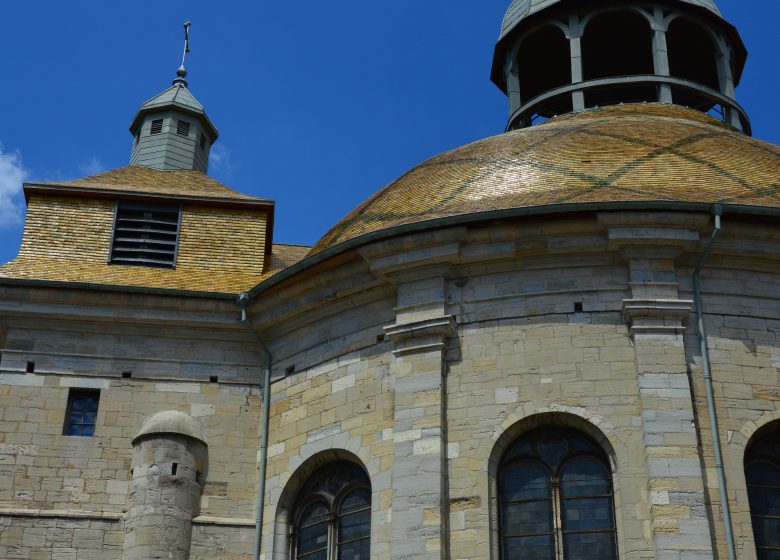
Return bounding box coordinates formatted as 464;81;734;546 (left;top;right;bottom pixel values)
292;461;371;560
499;428;617;560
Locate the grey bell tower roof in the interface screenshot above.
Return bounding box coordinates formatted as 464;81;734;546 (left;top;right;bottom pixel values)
129;83;218;142
500;0;722;40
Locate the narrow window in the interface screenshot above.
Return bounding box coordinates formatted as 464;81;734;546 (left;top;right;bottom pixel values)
499;428;617;560
292;461;371;560
150;119;164;135
199;134;207;150
63;389;100;436
176;120;191;137
745;431;780;559
110;200;181;268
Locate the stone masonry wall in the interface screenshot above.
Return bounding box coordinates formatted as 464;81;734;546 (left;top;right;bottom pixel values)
1;213;779;559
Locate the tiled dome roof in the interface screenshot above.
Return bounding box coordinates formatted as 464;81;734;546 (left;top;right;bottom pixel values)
311;104;780;254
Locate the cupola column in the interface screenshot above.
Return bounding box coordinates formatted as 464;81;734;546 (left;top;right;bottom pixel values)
567;15;586;112
505;51;522;122
650;8;673;104
714;38;741;128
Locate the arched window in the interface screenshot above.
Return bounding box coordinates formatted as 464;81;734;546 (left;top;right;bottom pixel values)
499;428;617;560
517;25;572;118
745;432;780;559
292;461;371;560
582;10;655;108
667;17;720;112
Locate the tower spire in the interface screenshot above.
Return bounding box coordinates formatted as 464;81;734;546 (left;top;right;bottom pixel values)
173;21;191;87
129;20;218;173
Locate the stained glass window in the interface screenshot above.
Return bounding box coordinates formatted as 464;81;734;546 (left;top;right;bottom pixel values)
499;428;617;560
293;462;371;560
746;433;780;560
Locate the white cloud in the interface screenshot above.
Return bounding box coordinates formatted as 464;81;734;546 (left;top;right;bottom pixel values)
78;156;106;177
209;143;235;179
0;143;26;228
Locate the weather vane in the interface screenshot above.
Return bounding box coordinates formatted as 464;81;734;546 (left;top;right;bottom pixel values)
174;21;191;87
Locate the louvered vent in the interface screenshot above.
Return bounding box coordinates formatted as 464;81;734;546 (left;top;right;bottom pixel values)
110;200;181;268
176;120;190;136
150;119;163;135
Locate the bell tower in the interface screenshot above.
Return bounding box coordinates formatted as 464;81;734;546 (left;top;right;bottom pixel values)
492;0;749;133
129;22;219;173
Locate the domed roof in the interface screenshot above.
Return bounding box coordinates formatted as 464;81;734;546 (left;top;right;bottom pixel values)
133;410;206;445
500;0;721;40
311;104;780;254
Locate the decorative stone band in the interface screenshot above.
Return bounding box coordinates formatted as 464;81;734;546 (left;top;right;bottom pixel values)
383;315;457;357
621;297;693;335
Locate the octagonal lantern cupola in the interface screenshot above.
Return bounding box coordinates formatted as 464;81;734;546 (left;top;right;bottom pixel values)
492;0;750;133
129;26;218;173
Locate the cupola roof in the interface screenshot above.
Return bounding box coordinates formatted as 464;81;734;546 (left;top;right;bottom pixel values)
129;83;218;141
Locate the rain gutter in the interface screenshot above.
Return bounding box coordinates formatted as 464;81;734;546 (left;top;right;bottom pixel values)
693;207;735;560
238;293;272;560
0;277;237;299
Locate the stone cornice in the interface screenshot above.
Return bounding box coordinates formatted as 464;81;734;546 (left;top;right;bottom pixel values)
384;315;457;357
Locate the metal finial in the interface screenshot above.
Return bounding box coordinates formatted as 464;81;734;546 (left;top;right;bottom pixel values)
173;21;191;87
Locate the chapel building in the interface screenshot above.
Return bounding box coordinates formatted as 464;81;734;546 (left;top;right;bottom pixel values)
1;1;779;559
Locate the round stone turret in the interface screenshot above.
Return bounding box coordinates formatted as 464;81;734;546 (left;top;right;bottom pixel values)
492;0;749;132
123;410;208;560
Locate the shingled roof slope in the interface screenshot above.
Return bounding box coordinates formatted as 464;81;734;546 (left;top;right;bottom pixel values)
26;165;271;204
312;104;780;254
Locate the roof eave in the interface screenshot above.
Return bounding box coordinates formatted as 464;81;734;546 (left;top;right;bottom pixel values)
128;104;219;140
23;183;275;210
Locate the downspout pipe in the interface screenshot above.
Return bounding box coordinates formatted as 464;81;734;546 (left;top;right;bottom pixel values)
239;293;272;560
693;208;736;560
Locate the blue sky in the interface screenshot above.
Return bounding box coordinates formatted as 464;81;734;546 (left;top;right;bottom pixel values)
0;1;778;265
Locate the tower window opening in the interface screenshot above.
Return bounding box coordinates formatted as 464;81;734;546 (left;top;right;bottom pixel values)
518;25;571;107
581;11;655;109
63;389;100;437
667;18;720;112
150;119;164;135
667;18;719;92
583;11;654;81
176;120;191;137
199;134;207;149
